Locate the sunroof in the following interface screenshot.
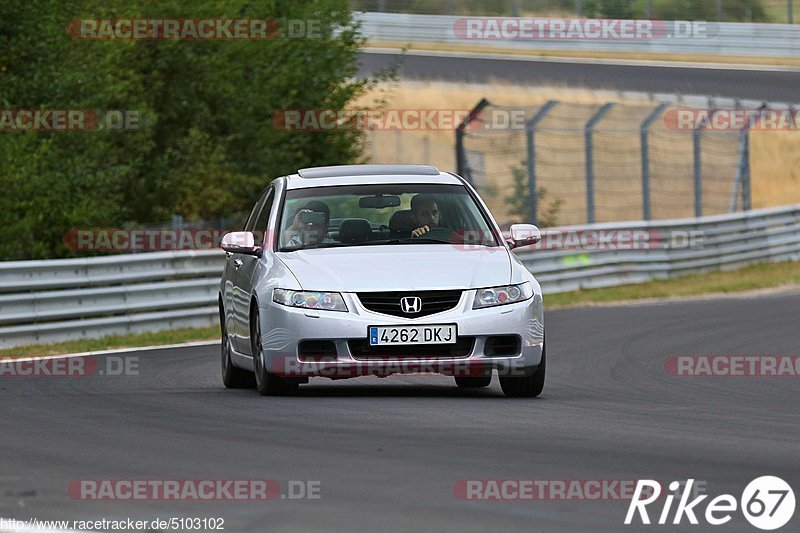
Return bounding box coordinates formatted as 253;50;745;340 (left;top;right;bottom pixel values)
297;165;440;179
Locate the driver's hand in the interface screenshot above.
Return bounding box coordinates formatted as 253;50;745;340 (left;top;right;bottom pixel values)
411;225;430;238
291;209;312;230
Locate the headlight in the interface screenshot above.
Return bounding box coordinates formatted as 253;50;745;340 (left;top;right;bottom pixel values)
473;282;533;309
273;289;348;312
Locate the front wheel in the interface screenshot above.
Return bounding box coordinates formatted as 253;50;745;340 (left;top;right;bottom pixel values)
499;340;546;398
252;309;298;396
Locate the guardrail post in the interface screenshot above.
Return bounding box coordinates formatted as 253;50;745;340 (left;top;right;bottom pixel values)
585;103;615;224
640;103;668;221
525;100;559;225
455;98;490;185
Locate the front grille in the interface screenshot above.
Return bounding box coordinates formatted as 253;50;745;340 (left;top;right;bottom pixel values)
356;290;463;318
348;337;474;359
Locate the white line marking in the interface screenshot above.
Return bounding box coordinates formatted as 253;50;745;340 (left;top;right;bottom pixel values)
362;46;800;73
1;340;219;363
548;284;800;310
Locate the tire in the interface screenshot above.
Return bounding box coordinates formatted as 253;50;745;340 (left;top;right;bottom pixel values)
220;307;255;389
499;339;546;398
251;308;298;396
455;375;492;388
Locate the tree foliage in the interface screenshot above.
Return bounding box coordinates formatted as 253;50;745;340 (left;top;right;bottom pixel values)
504;162;563;228
0;0;387;259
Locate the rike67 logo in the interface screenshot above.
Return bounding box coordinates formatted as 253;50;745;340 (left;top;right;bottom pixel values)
626;477;795;530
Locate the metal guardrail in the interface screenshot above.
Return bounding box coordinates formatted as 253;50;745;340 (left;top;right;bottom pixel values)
0;205;798;349
0;251;223;349
516;204;800;293
356;12;800;57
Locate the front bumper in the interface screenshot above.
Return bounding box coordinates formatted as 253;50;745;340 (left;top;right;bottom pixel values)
258;290;544;379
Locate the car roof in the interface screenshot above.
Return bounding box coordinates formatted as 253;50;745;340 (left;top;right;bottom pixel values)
284;164;464;190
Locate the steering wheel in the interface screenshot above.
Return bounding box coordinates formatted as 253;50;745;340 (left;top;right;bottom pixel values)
412;226;453;241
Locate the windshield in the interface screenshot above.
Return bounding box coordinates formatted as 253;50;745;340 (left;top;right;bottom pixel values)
278;183;499;251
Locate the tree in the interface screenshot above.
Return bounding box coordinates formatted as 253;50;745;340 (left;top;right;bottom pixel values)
0;0;390;259
504;162;563;228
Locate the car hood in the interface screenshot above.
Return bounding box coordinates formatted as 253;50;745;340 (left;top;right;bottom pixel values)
276;245;511;292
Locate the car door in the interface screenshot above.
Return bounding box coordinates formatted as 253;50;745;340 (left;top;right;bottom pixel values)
232;187;275;354
223;194;263;350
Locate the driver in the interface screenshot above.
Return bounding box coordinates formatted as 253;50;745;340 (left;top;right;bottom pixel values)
410;194;440;238
284;200;332;247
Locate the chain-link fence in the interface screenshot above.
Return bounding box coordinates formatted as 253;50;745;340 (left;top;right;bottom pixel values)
456;100;749;226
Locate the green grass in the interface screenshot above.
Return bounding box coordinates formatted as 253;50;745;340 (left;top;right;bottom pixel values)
546;260;800;308
2;260;799;358
0;326;218;359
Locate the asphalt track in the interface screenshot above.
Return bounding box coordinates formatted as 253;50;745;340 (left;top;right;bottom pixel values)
2;292;799;532
358;50;800;102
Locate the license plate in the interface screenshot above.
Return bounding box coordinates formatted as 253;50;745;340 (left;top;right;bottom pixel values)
369;325;457;346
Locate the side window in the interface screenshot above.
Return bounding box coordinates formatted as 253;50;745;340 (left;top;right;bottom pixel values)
243;189;269;232
250;188;274;247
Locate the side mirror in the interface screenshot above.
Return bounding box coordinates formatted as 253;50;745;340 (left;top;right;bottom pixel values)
220;231;262;256
506;224;541;250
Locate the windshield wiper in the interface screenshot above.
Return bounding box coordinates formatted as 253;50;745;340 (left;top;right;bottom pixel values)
279;242;351;252
342;238;463;245
280;237;493;251
396;237;453;244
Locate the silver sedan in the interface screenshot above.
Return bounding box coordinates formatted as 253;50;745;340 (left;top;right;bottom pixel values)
218;165;545;397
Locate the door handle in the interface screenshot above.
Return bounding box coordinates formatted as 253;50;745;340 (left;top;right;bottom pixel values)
233;259;243;269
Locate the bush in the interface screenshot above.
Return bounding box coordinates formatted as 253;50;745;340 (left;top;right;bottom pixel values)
504;162;563;228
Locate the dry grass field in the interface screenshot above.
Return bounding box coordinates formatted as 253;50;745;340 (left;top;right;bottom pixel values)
355;81;800;225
